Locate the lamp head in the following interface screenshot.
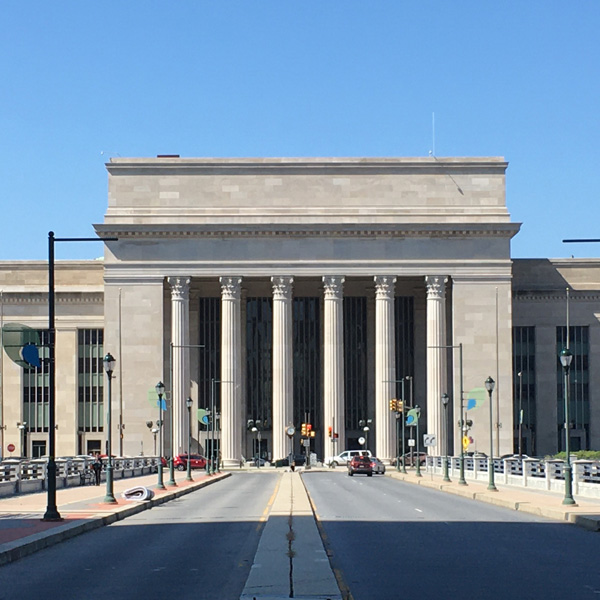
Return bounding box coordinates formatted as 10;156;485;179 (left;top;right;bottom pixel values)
103;352;116;375
560;348;573;369
155;381;165;397
485;376;495;393
186;397;193;409
146;421;153;429
441;393;449;408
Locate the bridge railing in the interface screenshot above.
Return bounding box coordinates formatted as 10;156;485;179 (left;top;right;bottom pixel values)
0;456;159;497
426;456;600;499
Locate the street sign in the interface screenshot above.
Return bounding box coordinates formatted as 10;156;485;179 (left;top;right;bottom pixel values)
423;434;437;447
408;439;415;447
303;438;310;447
7;443;15;453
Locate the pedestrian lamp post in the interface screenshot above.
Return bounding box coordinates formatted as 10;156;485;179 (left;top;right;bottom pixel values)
485;377;498;491
151;428;159;455
185;397;193;481
103;353;117;504
441;393;451;482
358;419;372;451
249;420;263;468
560;348;576;505
415;406;422;477
17;422;27;457
155;381;166;490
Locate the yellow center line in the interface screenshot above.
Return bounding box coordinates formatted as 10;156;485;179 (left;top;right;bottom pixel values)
258;473;282;530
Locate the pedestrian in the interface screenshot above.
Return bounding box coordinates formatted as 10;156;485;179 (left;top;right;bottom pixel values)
92;453;103;485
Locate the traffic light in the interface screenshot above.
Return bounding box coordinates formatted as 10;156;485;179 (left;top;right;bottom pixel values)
397;400;403;412
389;399;397;412
328;426;332;438
310;430;316;438
306;423;312;434
301;423;307;436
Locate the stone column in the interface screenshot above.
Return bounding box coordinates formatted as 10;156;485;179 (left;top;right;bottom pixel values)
426;276;448;456
167;276;191;456
323;276;345;458
220;276;243;467
271;276;294;461
374;276;396;462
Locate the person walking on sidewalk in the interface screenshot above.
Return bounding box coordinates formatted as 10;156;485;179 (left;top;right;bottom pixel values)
92;453;103;486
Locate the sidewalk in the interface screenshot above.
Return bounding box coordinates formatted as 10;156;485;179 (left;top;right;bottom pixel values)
385;467;600;531
0;470;230;566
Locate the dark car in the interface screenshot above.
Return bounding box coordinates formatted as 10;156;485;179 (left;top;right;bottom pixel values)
274;454;307;468
173;453;207;471
348;455;373;476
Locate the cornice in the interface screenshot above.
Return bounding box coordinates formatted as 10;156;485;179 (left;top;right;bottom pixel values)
95;223;520;240
0;293;103;305
513;291;600;302
105;156;508;177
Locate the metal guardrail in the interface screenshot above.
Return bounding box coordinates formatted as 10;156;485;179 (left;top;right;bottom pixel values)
427;456;600;499
0;456;159;486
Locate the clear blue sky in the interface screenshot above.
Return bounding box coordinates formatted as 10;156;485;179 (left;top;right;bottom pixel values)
1;2;599;260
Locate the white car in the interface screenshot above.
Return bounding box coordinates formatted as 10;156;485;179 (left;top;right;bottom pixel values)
325;450;372;468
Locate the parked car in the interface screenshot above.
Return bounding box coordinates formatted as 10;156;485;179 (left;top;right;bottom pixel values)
392;452;427;467
249;457;269;467
348;455;373;477
173;454;207;471
325;450;372;467
273;454;307;468
370;457;386;474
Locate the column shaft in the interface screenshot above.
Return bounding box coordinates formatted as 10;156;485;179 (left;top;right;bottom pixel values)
271;276;294;461
375;276;396;462
323;276;345;458
168;277;191;456
220;276;242;467
426;276;448;455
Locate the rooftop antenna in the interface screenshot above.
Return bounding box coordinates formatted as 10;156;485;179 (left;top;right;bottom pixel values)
429;112;435;157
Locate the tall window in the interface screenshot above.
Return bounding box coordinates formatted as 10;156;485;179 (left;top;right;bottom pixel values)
198;298;221;421
77;329;104;433
395;296;415;395
23;329;50;433
246;297;273;425
293;297;321;431
344;297;367;429
512;326;536;452
556;326;589;451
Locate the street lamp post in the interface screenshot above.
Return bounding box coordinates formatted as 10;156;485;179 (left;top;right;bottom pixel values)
43;231;117;522
485;376;497;491
429;343;466;485
560;348;576;505
415;405;422;477
155;381;166;490
385;379;408;473
517;371;523;458
185;397;193;481
102;353;117;503
441;393;450;482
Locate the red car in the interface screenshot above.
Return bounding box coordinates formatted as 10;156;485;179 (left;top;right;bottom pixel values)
173;453;207;471
348;455;373;477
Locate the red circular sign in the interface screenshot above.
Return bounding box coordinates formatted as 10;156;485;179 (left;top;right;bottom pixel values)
7;444;15;453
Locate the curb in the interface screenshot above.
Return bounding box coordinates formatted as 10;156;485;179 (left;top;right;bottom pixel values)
0;473;230;566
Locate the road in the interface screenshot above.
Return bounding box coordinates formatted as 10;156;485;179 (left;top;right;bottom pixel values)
0;472;279;600
302;471;600;600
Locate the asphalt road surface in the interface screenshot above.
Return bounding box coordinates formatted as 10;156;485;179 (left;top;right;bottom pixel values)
0;473;279;600
302;471;600;600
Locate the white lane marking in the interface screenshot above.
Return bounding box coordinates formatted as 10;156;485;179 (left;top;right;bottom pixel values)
415;508;423;513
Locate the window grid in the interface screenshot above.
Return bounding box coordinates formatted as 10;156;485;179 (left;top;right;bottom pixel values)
77;329;104;433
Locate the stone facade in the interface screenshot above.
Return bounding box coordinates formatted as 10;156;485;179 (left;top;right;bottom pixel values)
1;157;597;462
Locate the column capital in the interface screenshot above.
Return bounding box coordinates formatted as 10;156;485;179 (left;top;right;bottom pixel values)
220;276;242;300
425;276;448;300
374;276;396;300
271;276;294;300
167;276;191;300
322;276;345;299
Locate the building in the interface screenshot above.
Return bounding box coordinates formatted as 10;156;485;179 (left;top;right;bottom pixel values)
0;156;598;463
